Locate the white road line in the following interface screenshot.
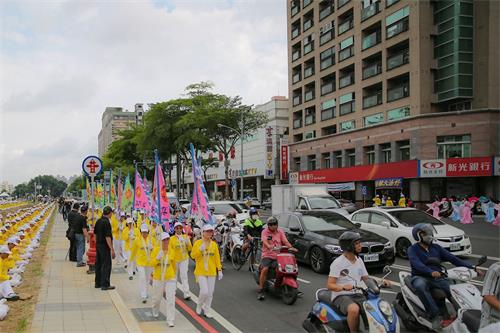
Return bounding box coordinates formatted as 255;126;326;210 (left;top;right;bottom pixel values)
465;254;500;261
298;278;311;284
176;282;243;333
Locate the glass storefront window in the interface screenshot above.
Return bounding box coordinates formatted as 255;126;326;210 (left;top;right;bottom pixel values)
437;134;471;158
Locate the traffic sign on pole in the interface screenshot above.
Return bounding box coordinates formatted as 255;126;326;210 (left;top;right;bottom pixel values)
82;155;103;177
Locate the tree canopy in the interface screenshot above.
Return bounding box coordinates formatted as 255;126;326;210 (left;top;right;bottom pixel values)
14;175;68;198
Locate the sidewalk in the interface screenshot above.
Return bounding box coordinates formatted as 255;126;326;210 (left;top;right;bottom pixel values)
30;214;199;333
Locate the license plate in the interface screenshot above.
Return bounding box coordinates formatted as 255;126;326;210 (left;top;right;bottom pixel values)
450;243;461;251
362;254;379;262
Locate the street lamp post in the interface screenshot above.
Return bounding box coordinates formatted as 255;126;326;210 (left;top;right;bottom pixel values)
217;123;244;201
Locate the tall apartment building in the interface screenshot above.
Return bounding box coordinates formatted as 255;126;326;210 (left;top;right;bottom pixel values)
287;0;499;202
98;103;145;156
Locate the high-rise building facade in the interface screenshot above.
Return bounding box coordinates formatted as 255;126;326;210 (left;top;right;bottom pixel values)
287;0;499;202
98;104;145;157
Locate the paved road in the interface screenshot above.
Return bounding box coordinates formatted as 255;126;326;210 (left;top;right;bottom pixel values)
177;214;499;333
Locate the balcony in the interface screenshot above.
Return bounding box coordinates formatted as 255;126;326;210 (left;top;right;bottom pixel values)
292;50;301;62
305;114;316;126
292;72;301;84
362;62;382;79
338;0;350;9
339;73;354;88
291;5;299;17
340;101;355;115
321;81;335;95
387;84;409;102
363;92;382;109
320;5;333;20
386;18;409;39
304;66;314;78
338;19;353;35
304;90;315;102
292;28;300;39
361;2;380;21
387;49;409;70
339;46;354;61
293;95;302;106
304;19;313;31
293;118;302;129
304;42;314;55
362;30;381;50
321;108;335;121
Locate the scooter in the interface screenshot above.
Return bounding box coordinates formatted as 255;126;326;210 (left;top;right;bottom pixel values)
251;246;299;305
303;266;399;333
393;255;487;332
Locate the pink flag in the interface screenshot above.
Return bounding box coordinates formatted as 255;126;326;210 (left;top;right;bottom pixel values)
134;171;151;212
151;160;171;228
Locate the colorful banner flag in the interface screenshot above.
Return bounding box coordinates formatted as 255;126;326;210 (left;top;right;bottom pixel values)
189;143;214;224
133;170;151;212
86;177;91;203
150;150;171;229
96;182;104;208
121;175;134;213
117;174;123;212
109;170;117;209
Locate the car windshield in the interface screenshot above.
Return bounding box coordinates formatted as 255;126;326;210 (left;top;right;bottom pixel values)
301;212;356;232
388;210;444;226
212;203;243;214
308;196;341;209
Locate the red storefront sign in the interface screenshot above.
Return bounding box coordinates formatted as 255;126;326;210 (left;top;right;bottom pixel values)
280;144;289;180
298;160;418;184
445;157;492;177
215;180;227;187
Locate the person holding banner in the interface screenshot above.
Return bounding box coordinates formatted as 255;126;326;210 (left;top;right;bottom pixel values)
191;224;222;318
122;217;139;280
151;232;177;327
130;223;154;303
170;222;192;300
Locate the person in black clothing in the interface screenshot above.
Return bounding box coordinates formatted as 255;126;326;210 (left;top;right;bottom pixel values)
94;206;116;290
66;202;79;262
63;200;72;221
74;206;90;267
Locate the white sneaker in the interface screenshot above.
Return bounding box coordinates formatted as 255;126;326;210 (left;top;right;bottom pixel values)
204;310;213;319
167;321;174;327
152;309;159;318
196;303;202;315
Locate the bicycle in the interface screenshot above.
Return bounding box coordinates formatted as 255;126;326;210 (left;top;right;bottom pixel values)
231;236;261;271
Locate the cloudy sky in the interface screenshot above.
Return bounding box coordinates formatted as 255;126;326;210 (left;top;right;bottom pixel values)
0;0;288;186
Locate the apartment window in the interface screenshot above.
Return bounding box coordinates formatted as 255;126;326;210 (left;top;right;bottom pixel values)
305;130;316;141
322;124;337;136
339;92;355;116
322;153;331;168
293;110;302;129
437;134;471;159
303;10;314;32
365;145;376;164
338;11;354;35
339;65;355;88
291;0;300;17
321;74;336;96
333;151;343;168
304;59;315;78
303;0;312;8
320;21;334;46
303;34;315;55
292;19;301;39
292;65;302;84
398;140;410;161
381;143;392;163
346;149;356;167
339;36;354;61
292;88;302;106
304;83;315;102
294;157;301;171
387;40;409;70
364;113;384;127
304;107;316;126
386;0;400;8
361;0;380;22
362;25;381;50
362;53;382;79
338;0;350;10
307;154;316;170
294;133;303;143
320;47;335;70
321;98;336;121
319;0;334;21
387;73;410;102
387;106;410;121
363;83;383;109
386;6;409;39
292;42;301;62
340;120;355;132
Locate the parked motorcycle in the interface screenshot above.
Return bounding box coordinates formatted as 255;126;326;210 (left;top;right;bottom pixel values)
393;255;487;332
303;266;399;333
251;246;299;305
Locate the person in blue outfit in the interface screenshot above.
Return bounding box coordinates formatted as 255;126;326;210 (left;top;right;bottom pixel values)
408;223;483;329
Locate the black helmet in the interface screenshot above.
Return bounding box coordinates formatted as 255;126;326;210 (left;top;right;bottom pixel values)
266;216;278;225
339;231;361;253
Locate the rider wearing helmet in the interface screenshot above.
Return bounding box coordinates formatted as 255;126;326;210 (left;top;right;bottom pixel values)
241;207;263;255
327;231;372;333
408;223;483;329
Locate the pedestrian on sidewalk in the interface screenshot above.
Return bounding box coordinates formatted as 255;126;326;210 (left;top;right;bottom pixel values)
191;224;222;318
74;206;89;267
122;217;139;280
151;232;177;327
170;222;192;300
66;202;79;262
130;223;154;303
94;206;115;290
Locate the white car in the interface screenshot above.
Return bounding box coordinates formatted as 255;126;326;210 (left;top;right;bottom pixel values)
350;207;472;258
182;201;250;224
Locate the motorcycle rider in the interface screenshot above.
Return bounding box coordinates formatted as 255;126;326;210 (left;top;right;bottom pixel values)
258;216;297;301
480;261;500;330
242;207;263;258
224;210;242;253
327;231;388;333
408;223;484;329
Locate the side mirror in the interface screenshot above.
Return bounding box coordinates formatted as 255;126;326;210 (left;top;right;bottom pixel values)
382;221;390;228
478;255;487;266
354;222;361;228
290;227;301;233
365;278;380;294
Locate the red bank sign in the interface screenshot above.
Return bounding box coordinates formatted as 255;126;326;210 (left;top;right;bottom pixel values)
280;138;289;180
420;157;493;177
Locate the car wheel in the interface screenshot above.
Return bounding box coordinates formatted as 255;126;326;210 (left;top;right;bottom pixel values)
396;238;412;259
309;246;327;273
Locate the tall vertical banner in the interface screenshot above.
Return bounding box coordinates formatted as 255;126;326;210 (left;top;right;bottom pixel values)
280;137;289;180
150;150;171;228
109;170;116;209
189;143;214;225
133;170;151;212
121;175;133;213
85;177;91;202
117;173;123;211
264;126;275;179
96;182;104;208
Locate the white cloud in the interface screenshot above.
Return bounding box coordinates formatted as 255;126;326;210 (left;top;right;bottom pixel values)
0;0;288;185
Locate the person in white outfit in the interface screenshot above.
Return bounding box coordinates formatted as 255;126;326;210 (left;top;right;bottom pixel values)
151;232;177;327
130;223;154;303
170;222;192;300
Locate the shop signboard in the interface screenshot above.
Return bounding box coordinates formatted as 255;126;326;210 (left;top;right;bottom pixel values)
445;157;492;177
264;126;275;179
375;178;403;189
327;182;355;192
289;172;299;185
495;157;500;176
280;137;289;180
419;159;446;178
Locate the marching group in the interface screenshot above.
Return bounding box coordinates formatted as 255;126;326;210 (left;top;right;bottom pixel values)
0;202;53;320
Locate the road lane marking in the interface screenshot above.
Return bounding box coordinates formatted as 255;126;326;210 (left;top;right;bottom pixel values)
298;278;311;284
177;282;243;333
175;297;218;333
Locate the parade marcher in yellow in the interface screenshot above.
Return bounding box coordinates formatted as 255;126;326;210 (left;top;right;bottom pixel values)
130;223;154;303
399;193;407;207
151;232;177;327
111;211;125;265
373;194;381;207
191;224;222;318
122;217;139;280
386;196;394;207
0;246;19;301
170;222;192;300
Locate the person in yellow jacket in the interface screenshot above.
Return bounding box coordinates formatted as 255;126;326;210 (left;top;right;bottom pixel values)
373;194;381;207
0;246;18;300
170;222;192;300
151;232;176;327
111;212;126;265
122;218;139;280
398;193;407;207
130;223;154;303
386;197;394;207
191;224;222;318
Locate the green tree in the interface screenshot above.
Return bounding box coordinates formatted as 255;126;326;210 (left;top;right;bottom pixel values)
14;175;68;198
66;174;86;196
101;126;142;176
